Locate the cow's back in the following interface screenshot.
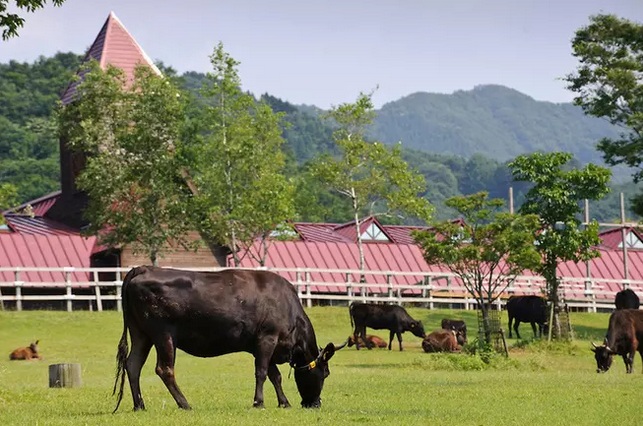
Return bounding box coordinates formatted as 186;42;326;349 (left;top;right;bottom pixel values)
507;296;546;322
615;289;640;310
350;303;407;329
123;267;313;358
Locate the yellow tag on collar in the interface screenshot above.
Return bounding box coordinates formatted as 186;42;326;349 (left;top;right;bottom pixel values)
308;360;316;370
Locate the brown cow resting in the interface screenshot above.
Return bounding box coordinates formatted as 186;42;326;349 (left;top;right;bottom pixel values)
422;330;461;353
347;334;387;349
9;340;41;360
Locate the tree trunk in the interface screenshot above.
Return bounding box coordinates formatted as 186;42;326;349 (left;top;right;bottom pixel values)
543;259;561;339
480;303;492;344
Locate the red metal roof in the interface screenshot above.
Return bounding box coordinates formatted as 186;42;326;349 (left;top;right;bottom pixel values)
599;227;643;250
4;215;81;236
3;191;60;217
61;11;161;104
0;233;95;282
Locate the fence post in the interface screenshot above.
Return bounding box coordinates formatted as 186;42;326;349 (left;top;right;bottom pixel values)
116;273;123;313
296;270;303;304
426;276;434;309
93;270;103;312
15;269;22;312
305;271;312;308
346;273;353;300
387;274;393;300
584;279;596;313
64;268;73;312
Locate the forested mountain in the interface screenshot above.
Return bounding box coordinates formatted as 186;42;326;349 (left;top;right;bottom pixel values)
371;85;621;164
0;53;639;224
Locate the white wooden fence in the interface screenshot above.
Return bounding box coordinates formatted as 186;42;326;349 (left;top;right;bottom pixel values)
0;266;640;312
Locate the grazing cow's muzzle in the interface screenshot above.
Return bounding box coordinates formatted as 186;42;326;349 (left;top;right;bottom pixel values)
301;398;321;408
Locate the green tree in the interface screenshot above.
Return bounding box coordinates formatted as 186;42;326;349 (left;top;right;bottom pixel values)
57;61;193;265
413;192;541;343
311;92;433;277
508;152;611;337
188;43;294;266
1;0;65;39
565;14;643;211
0;182;18;224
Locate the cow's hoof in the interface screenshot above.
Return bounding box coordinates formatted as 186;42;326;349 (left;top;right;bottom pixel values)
278;402;291;408
253;401;265;409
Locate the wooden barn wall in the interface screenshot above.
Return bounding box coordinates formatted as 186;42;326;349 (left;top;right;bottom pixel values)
120;232;228;268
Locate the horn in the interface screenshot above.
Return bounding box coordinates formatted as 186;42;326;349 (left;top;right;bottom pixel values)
591;342;598;349
334;338;349;351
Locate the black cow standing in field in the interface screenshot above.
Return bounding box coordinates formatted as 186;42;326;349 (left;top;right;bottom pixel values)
506;295;548;339
112;266;346;412
441;319;467;345
349;302;425;351
592;309;643;374
615;288;640;310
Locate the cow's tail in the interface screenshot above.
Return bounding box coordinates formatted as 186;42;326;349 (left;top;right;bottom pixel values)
112;266;145;413
349;302;354;329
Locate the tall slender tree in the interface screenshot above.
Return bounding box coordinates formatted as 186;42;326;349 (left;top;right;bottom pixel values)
565;14;643;213
188;43;294;266
311;92;433;279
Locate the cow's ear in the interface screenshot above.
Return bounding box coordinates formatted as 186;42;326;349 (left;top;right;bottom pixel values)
291;346;306;367
320;343;336;362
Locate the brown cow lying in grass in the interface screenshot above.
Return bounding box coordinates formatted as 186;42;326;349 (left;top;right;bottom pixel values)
422;330;462;353
347;334;388;349
9;340;41;360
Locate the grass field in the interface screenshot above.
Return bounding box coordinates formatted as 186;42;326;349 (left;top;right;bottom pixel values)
0;307;640;425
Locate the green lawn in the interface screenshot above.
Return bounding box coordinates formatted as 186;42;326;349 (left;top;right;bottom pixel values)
0;307;638;425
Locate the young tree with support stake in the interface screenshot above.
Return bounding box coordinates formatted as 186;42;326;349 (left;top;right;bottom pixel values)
311;92;433;282
508;152;611;338
413;192;541;344
57;62;194;266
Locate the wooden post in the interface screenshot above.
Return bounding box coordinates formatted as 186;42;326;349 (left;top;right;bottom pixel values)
93;270;103;312
49;363;82;388
305;271;312;308
15;269;22;312
65;269;73;312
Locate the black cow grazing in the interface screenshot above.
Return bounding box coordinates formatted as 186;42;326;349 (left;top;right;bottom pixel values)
506;295;548;339
615;288;640;310
422;329;462;353
349;302;425;351
441;319;467;345
591;309;643;374
112;266;346;412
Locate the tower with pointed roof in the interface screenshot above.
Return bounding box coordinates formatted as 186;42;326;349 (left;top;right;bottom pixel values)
51;12;162;228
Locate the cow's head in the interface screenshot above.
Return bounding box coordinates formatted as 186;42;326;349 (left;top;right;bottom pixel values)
591;342;614;373
409;320;426;339
291;341;345;408
29;340;39;354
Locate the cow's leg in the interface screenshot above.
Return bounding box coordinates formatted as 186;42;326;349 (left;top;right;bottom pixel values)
154;335;191;410
396;332;403;351
352;325;361;350
253;336;279;408
508;315;513;338
126;326;152;411
358;326;368;350
624;353;633;374
388;330;395;350
530;322;538;338
513;321;521;339
267;363;290;408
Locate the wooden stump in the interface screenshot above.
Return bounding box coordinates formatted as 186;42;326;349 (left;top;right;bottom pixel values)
48;363;82;388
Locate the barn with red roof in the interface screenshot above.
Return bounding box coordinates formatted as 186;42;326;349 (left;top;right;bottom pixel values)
1;11;642;310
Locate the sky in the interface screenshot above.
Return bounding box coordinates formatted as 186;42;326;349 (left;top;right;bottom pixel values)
1;0;642;109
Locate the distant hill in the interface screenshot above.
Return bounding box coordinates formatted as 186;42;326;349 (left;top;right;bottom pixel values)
370;85;621;164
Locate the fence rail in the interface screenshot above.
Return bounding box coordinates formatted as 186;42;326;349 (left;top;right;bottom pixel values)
0;266;640;312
